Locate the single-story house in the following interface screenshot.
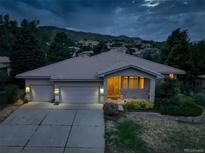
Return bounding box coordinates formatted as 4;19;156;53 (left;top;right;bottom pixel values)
194;75;205;94
16;48;185;104
0;56;10;75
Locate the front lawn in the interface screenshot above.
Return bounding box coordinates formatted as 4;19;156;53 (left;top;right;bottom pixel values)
105;107;205;152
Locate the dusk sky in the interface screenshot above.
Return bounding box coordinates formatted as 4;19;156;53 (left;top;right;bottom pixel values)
0;0;205;41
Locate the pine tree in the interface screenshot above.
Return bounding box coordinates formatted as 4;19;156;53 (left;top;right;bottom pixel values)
10;21;45;77
160;28;190;71
0;14;17;56
47;32;74;63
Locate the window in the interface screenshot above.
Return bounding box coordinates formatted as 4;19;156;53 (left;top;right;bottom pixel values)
139;77;144;89
122;76;145;89
122;76;129;89
129;77;138;89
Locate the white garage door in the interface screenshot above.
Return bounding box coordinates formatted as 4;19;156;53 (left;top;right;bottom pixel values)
31;85;53;102
60;86;99;104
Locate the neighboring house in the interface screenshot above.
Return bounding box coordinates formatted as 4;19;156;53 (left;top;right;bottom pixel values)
194;75;205;93
0;56;10;75
16;48;185;104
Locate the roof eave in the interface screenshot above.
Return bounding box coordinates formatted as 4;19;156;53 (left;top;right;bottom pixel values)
98;65;164;79
16;75;50;79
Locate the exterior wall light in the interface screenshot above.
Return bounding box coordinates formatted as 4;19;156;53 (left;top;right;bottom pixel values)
168;74;176;80
54;88;60;95
25;86;30;93
25;86;31;102
54;88;60;104
100;87;104;95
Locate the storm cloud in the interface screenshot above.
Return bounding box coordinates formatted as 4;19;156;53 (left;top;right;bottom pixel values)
0;0;205;41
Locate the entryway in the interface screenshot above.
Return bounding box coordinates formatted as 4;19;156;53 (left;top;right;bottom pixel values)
107;76;121;99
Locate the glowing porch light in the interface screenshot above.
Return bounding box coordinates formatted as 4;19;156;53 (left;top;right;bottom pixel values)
100;87;104;94
54;88;60;95
25;86;30;93
169;74;175;79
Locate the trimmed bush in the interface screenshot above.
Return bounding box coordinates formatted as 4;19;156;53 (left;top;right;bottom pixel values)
192;92;205;105
125;99;154;110
5;85;19;104
0;92;9;109
155;80;181;101
156;94;203;117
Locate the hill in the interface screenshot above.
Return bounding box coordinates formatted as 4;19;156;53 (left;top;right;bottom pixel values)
39;26;142;42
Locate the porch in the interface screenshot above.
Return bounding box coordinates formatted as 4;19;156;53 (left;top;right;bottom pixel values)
104;75;156;102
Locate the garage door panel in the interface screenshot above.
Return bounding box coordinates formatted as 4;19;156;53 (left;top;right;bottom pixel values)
31;85;53;102
61;87;99;104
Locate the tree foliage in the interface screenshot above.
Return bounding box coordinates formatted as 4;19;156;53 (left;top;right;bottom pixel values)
47;32;75;63
0;14;17;56
10;19;45;77
189;41;205;75
160;28;190;71
93;41;108;55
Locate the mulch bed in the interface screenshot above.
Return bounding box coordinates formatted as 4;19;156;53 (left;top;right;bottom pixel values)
0;100;24;123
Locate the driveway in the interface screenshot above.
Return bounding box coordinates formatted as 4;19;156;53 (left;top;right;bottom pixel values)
0;102;105;153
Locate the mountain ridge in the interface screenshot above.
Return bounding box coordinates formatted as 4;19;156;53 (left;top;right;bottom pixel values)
39;26;143;42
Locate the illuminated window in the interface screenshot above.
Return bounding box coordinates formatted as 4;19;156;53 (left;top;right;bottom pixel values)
123;76;129;89
129;77;138;89
139;77;144;89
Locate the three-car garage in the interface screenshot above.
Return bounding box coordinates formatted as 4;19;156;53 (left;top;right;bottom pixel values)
27;79;102;104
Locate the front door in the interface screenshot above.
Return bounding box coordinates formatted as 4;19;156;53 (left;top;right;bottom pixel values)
107;76;121;98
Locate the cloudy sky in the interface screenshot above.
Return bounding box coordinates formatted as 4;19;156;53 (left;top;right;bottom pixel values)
0;0;205;41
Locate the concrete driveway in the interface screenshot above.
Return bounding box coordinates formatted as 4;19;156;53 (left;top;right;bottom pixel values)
0;102;105;153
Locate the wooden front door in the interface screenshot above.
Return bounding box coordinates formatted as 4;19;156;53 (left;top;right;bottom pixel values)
107;76;121;98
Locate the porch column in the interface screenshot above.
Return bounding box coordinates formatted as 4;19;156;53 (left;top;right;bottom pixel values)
103;77;108;103
149;78;156;102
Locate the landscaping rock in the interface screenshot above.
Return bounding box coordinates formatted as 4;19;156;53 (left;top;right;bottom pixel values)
103;103;120;116
118;105;124;112
127;111;203;123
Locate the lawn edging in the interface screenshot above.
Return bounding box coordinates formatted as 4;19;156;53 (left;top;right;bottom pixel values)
127;111;203;123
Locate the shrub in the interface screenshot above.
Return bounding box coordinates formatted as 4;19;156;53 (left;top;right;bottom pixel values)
0;72;10;83
192;92;205;105
155;80;181;101
105;119;148;152
5;84;19;104
0;92;9;109
156;94;203;117
125;99;154;110
0;72;10;90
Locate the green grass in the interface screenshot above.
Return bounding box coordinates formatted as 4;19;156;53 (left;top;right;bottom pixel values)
105;119;150;152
